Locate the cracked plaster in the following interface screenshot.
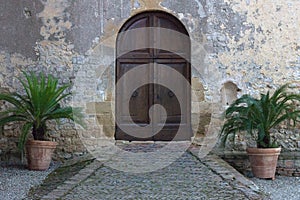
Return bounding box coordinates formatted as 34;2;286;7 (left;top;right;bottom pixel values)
218;0;300;91
1;0;300;160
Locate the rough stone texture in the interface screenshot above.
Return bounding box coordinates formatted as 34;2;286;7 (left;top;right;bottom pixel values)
217;0;300;94
218;150;300;177
219;125;300;153
41;144;264;199
0;0;300;163
272;129;300;150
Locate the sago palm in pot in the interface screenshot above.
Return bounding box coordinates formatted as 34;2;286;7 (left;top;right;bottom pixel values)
220;84;300;179
0;71;84;170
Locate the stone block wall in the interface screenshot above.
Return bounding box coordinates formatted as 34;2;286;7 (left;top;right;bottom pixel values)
277;152;300;176
218;150;300;177
0;86;22;164
0;0;300;163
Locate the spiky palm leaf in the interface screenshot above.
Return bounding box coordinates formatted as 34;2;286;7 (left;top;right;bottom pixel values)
0;71;85;151
221;84;300;148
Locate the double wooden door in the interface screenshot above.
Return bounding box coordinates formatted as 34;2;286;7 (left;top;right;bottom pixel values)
115;11;191;141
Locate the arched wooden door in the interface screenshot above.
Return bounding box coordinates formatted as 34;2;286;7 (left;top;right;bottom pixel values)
115;11;191;141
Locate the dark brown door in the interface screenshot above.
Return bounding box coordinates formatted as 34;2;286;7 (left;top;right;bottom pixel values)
115;11;191;141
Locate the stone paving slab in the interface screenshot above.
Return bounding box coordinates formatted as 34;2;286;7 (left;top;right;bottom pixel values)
40;143;266;200
189;147;264;200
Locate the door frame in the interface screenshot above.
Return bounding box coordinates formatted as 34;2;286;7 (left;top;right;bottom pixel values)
115;10;192;141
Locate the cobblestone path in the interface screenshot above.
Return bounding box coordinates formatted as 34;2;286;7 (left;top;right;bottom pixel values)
41;143;263;200
61;150;249;199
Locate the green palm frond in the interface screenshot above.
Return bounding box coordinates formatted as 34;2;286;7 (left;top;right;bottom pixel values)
0;115;29;126
0;71;85;151
18;122;33;151
220;84;300;148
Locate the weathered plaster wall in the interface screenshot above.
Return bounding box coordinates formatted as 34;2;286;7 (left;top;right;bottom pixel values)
0;0;300;163
217;0;300;94
0;0;44;59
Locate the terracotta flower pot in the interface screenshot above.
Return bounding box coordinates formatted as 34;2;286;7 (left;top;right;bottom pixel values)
246;147;281;180
26;140;57;171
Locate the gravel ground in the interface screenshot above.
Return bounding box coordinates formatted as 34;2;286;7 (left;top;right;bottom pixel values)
0;163;59;200
0;161;300;200
251;176;300;200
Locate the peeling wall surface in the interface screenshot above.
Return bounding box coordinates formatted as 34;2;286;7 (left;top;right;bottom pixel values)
0;0;44;59
0;0;300;162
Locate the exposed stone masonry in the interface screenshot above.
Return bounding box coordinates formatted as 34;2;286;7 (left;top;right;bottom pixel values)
0;0;300;164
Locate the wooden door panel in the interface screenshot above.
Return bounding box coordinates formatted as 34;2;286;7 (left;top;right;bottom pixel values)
116;11;191;141
116;61;152;124
117;15;152;59
152;60;191;141
155;85;181;124
154;14;190;59
116;60;154;141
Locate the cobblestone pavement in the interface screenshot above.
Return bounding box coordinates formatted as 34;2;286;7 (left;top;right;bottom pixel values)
41;143;265;200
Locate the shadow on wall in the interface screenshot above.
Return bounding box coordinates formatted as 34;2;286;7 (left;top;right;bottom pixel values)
221;81;241;107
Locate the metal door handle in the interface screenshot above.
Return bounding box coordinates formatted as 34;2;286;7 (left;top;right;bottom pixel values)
168;91;174;98
132;91;138;97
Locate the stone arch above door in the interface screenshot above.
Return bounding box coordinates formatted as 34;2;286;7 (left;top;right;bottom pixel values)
115;11;192;141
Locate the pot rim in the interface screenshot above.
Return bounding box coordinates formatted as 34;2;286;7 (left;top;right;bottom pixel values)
246;147;281;155
26;140;58;147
